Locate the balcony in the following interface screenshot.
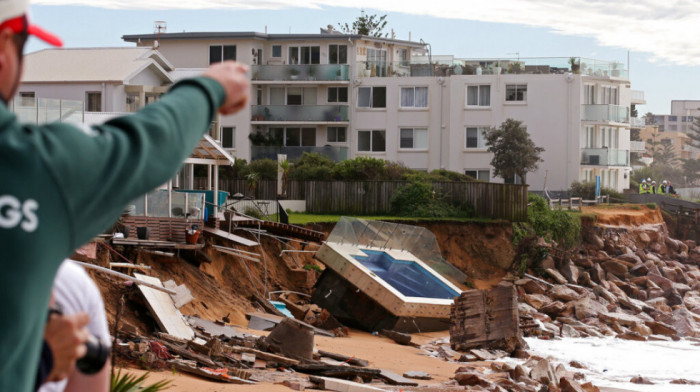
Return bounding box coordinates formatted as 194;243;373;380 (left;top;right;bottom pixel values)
356;57;628;79
631;89;646;105
630;141;646;152
629;117;646;128
251;145;348;162
251;64;350;82
581;148;629;166
10;97;83;124
251;105;349;123
582;104;630;123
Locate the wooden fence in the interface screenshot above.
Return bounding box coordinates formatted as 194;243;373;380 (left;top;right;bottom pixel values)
193;178;528;221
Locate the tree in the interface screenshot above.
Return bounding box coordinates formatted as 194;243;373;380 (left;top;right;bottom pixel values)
643;112;656;125
654;139;679;167
485;119;544;185
687;116;700;149
683;158;700;186
339;10;388;37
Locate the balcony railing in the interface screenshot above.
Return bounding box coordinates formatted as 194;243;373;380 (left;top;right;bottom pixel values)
251;145;348;162
630;141;646;152
629;117;646;127
631;90;645;103
356;57;628;78
10;97;83;124
251;105;349;123
251;64;350;82
582;104;630;123
581;148;629;166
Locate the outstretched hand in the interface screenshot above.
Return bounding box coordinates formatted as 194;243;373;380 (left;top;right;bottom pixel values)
202;61;250;115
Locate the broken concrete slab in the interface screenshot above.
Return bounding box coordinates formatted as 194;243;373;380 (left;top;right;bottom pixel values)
186;316;248;340
263;318;314;361
403;370;432;380
133;273;194;341
247;312;335;337
163;280;194;308
318;350;369;367
309;376;386;392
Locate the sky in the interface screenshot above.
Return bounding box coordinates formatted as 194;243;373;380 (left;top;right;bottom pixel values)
26;0;700;115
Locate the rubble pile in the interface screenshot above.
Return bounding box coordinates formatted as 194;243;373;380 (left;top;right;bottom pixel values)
516;225;700;342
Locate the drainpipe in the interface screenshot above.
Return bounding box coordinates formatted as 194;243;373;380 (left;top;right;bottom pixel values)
566;72;574;188
437;77;446;169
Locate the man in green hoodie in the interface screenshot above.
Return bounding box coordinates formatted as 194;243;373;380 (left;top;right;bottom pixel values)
0;1;250;390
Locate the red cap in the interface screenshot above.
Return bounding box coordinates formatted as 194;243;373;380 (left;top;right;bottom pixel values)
0;15;62;47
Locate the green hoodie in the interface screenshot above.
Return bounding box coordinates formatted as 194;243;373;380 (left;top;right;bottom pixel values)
0;76;224;392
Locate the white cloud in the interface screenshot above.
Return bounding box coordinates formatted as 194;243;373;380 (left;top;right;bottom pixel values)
33;0;700;65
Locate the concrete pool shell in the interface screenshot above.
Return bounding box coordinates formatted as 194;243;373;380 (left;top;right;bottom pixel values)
312;217;466;332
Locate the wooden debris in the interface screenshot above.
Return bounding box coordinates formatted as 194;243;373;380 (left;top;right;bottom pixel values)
246;312;335;337
318;350;369;367
308;376;385;392
379;329;411;345
168;360;254;384
293;363;381;381
157;339;217;368
377;369;419;386
228;346;300;366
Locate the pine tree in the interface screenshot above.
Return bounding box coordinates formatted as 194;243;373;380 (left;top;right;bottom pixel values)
339;11;388;37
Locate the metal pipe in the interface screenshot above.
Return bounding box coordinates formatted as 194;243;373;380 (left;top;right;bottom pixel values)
70;260;176;295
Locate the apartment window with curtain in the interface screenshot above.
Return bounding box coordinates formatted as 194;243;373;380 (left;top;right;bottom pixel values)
221;127;235;149
601;86;619;105
357;130;386;152
399;128;428;149
329;45;347;64
466;85;491;107
505;84;527;102
209;45;236;64
400;87;428;108
465;127;488;149
583;125;595;148
357;86;386;108
328;87;348;103
465;169;490;182
86;92;102;112
327;127;346;143
283;128;316;146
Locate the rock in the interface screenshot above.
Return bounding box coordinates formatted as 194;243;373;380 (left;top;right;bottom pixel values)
517;278;548;295
569;361;585;369
644;320;678;336
599;312;645;327
550;285;580;302
618;252;642;265
589;263;606;284
638;232;651;243
454;372;490;387
380;329;412;345
657;307;700;337
560;377;586;392
523;293;552;310
541;301;567;318
670;378;700;385
530;358;558;384
574;298;608;320
631;323;652;336
684;291;700;311
601;260;628;278
647;288;665;300
587;233;605;249
560;259;580;284
560;324;581;338
629;263;649;276
617;331;646;341
457;353;477;362
580;381;600;392
469;349;507;361
279;380;306;391
646;297;671;312
664;288;684;307
511;364;529;381
630;376;654;384
648;273;674;290
592;284;618;305
404;371;432;380
546;268;569;285
541;255;556;270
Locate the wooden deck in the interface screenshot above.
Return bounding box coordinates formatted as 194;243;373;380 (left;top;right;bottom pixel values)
112;238;204;250
121;215;204;243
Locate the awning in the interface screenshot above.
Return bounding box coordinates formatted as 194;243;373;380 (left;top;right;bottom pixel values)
186;134;235;166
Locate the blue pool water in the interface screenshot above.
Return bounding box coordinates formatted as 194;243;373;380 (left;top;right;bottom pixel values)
353;249;459;299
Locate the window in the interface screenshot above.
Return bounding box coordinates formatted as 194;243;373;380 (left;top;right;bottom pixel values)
601;86;618;105
328;87;348;103
465;169;490;182
583;125;595;148
466;85;490;107
289;46;320;64
209;45;236;64
669;116;678;122
367;48;388;77
505;84;527;102
398;49;409;66
400;128;428;149
273;127;316;146
86;92;101;112
270;87;317;105
222;127;235;149
329;45;347;64
271;45;282;58
327;127;346;143
669;124;677;131
357;86;386;108
465;127;488;149
19;91;35;106
357;130;386;152
504;174;523;184
126;94;140;112
400;87;428;108
584;85;595;104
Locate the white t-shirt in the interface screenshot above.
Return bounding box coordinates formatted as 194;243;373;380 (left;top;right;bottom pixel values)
38;260;111;392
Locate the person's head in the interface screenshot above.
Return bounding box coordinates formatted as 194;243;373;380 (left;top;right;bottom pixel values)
646;177;651;182
0;0;61;103
652;180;656;185
642;179;646;183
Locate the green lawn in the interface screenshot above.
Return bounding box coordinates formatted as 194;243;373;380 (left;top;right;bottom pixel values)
287;213;499;225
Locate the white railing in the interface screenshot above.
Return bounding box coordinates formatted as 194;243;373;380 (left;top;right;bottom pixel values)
629;117;646;127
630;90;645;102
630;141;646;152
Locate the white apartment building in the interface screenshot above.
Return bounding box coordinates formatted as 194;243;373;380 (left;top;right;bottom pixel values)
16;30;633;192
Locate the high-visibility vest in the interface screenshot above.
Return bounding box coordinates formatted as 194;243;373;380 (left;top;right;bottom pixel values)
639;183;647;194
658;185;665;194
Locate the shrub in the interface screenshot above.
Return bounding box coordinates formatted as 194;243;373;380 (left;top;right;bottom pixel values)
289;152;336;181
527;194;581;249
646;203;657;210
569;181;623;201
240;159;278;180
332;156;388;180
390;181;470;218
243;206;265;220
